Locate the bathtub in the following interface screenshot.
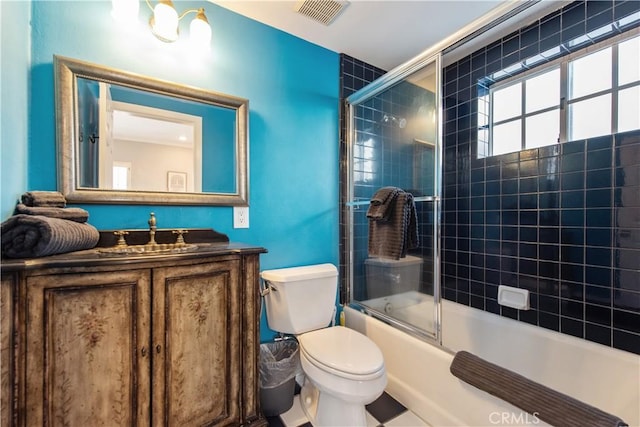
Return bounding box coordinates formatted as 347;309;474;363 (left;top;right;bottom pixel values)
344;300;640;427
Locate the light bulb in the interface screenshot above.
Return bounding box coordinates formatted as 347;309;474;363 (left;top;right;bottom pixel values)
151;1;179;42
190;9;211;46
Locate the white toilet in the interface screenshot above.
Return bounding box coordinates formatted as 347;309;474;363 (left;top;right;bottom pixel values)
261;263;387;427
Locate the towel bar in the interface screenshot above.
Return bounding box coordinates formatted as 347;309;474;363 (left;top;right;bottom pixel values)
346;195;438;207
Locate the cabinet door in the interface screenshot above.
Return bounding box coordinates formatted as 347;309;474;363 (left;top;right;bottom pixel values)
152;259;241;427
25;270;151;426
1;274;17;427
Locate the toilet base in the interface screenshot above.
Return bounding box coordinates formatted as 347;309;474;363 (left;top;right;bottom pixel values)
300;377;368;427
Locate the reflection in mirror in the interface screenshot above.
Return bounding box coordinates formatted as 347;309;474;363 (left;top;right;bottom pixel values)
108;101;202;192
55;55;248;205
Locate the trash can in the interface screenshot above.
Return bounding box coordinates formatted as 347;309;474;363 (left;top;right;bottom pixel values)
259;339;300;416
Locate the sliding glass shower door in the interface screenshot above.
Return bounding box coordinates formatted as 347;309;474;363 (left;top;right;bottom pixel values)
345;54;441;341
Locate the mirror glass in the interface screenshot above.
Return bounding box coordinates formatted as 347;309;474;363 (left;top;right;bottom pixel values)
55;55;248;205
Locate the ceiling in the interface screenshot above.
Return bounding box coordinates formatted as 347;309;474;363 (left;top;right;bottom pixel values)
211;0;509;71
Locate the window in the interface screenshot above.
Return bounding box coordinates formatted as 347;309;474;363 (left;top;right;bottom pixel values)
482;32;640;157
112;161;131;190
618;35;640;132
490;68;561;156
353;137;377;184
567;47;612;140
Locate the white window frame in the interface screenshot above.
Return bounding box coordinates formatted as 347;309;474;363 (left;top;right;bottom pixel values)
485;28;640;157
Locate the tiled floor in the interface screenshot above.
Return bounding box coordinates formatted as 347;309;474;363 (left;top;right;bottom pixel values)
266;389;430;427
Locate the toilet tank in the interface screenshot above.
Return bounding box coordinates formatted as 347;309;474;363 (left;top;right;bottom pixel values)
365;255;423;299
261;263;338;334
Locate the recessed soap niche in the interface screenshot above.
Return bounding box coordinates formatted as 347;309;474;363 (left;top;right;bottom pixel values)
498;285;530;310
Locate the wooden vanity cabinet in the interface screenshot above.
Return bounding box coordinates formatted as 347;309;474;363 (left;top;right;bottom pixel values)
1;273;18;426
1;245;267;427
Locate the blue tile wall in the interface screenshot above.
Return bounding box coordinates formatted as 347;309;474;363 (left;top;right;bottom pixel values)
339;55;386;302
340;55;386;99
443;1;640;354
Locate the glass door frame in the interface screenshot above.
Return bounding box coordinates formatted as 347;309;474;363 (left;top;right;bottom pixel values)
344;52;443;344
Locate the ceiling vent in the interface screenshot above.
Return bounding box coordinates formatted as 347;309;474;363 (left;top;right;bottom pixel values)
294;0;350;26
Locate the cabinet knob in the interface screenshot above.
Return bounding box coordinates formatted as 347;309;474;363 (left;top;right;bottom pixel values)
156;344;162;354
141;347;147;357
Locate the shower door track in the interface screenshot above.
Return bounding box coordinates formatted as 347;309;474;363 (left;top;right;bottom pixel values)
349;300;442;346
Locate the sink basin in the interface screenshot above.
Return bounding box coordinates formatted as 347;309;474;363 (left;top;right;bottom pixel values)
98;243;197;255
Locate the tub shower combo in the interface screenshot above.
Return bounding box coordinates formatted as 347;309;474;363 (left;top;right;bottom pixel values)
342;2;639;425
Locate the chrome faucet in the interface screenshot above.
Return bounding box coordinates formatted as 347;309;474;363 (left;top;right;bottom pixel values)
148;212;157;245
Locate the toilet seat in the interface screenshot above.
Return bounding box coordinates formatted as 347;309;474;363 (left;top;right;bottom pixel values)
298;326;384;381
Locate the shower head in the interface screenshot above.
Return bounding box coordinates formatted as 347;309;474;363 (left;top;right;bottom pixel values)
382;114;406;129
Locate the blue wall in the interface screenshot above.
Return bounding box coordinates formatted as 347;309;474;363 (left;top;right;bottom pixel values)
5;0;340;342
1;1;30;220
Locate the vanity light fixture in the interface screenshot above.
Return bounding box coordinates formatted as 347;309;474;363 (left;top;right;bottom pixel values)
188;8;212;45
111;0;212;45
148;0;211;44
149;0;180;42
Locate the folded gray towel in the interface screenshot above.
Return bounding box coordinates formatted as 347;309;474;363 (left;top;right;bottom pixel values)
15;204;89;223
366;186;400;221
450;351;627;427
367;188;419;260
21;191;66;208
1;215;99;258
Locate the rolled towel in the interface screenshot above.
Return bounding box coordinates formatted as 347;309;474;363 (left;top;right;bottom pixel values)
1;215;99;258
15;204;89;223
450;351;628;427
21;191;67;208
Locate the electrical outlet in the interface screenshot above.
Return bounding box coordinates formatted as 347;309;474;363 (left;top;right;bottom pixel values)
233;206;249;228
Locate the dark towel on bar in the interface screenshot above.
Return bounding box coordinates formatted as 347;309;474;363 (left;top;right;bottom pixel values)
15;204;89;223
367;187;419;260
1;215;99;258
21;191;66;208
450;351;628;427
366;186;400;221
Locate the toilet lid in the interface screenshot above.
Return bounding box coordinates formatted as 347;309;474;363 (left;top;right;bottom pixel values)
298;327;384;376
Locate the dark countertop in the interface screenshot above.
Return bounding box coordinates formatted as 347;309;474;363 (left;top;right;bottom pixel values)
1;228;266;272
